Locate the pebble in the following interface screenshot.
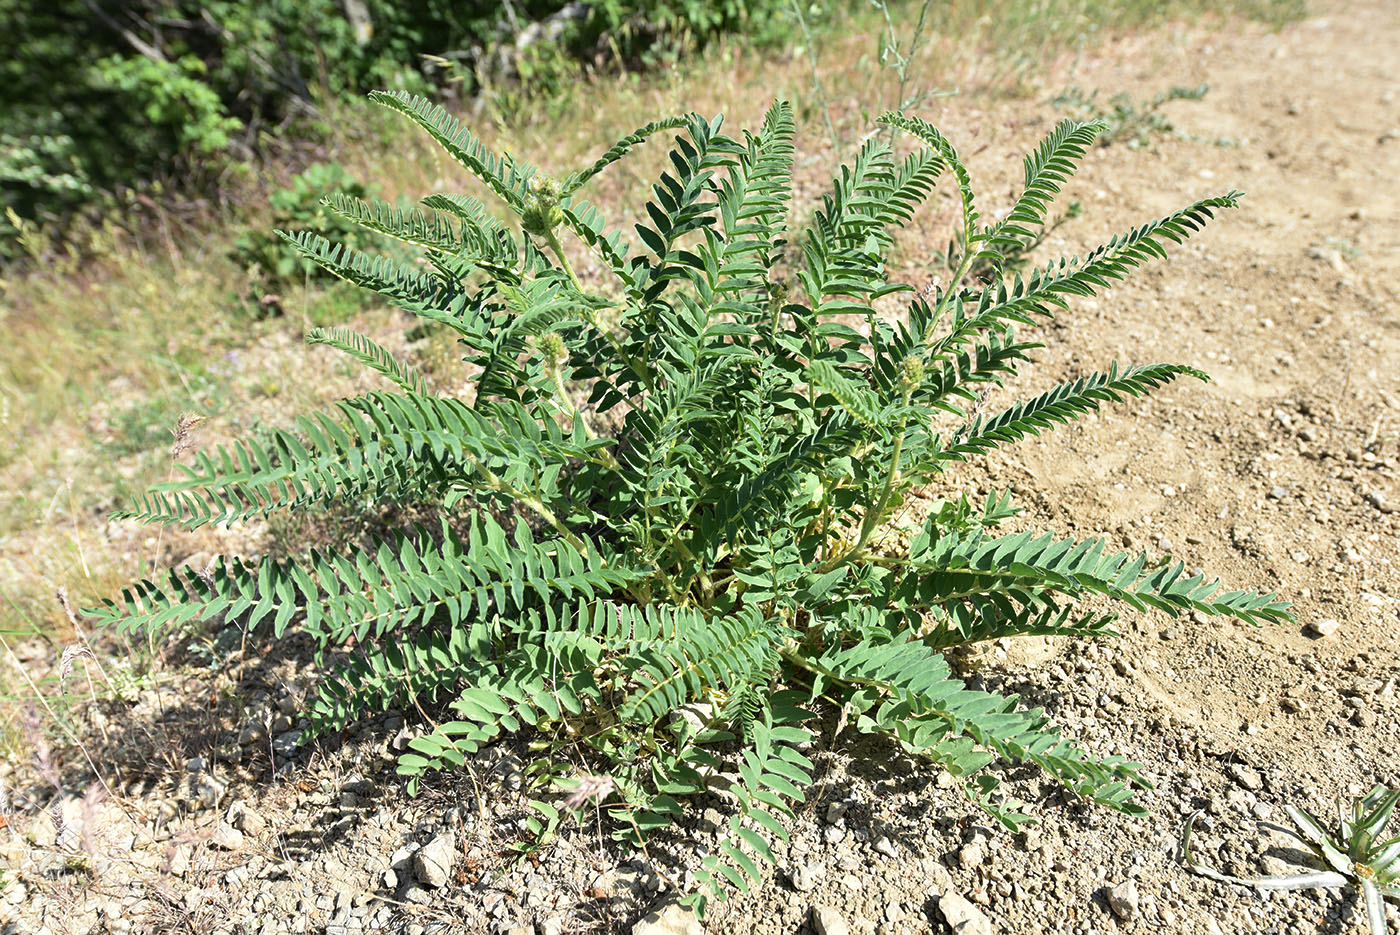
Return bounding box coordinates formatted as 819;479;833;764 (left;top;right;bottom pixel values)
187;774;228;811
873;836;897;859
237;722;267;746
1227;764;1264;792
632;902;702;935
210;823;245;851
273;727;303;761
786;862;824;893
1307;618;1341;637
1268;486;1287;500
939;892;993;935
27;813;57;848
1365;490;1395;513
1106;879;1139;920
958;842;985;870
412;832;456;888
811;905;850;935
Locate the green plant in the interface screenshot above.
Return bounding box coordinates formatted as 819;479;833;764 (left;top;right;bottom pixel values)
1182;786;1400;935
927;122;1092;287
1048;83;1220;150
92;93;1290;915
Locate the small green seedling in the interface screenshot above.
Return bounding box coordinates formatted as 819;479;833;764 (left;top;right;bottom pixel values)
1182;785;1400;934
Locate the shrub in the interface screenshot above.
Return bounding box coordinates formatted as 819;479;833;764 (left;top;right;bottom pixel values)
0;0;793;254
94;94;1291;914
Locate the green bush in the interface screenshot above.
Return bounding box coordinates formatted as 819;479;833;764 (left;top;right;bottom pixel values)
94;94;1290;915
1;0;793;256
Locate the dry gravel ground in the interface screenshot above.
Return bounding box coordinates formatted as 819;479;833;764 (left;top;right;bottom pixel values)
4;2;1399;934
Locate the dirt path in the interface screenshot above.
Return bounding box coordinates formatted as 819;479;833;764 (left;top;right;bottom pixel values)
7;4;1400;935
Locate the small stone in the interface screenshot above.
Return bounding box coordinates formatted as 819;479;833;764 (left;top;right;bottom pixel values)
873;836;897;859
390;842;419;870
824;801;848;825
1365;490;1395;514
697;807;725;834
938;893;992;935
786;862;824;893
1106;879;1139;920
810;905;850;935
670;703;714;735
237;722;267;746
27;812;57;848
1308;618;1341;638
1227;764;1264;792
186;757;209;773
187;773;228;811
1267;486;1287;500
272;731;302;758
210;823;245;850
412;831;456;888
957;842;984;870
227;801;266;836
167;843;193;878
632;901;703;935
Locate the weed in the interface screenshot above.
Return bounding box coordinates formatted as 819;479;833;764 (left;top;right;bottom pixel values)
1048;83;1235;149
1183;786;1400;935
95;93;1288;916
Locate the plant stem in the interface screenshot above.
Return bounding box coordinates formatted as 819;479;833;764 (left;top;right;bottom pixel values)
817;241;975;575
463;461;590;559
543;226;654;394
548;363;620;470
543;227;586;293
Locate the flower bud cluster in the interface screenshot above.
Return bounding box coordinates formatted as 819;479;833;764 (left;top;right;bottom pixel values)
522;175;564;237
538;331;567;370
900;355;925;394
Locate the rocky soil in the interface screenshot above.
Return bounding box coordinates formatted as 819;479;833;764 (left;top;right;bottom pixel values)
3;2;1398;934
